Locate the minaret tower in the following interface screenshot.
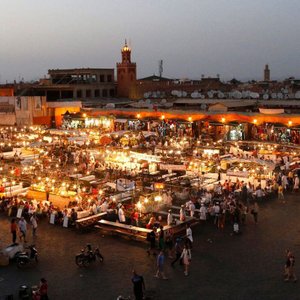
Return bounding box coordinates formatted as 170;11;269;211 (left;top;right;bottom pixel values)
264;64;270;81
117;40;137;98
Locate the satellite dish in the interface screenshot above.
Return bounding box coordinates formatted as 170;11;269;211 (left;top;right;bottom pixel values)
191;92;199;98
105;103;115;108
161;99;167;104
144;93;149;98
182;91;187;97
145;99;151;104
242;91;247;98
271;93;277;99
218;92;224;98
201;104;207;110
201;94;205;99
277;93;283;99
207;91;213;98
263;94;269;100
165;103;173;108
250;92;259;99
233;91;242;99
295;91;300;99
171;90;178;96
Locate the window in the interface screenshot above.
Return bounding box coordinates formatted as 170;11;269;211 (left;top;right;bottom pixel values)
22;98;28;110
77;90;82;98
86;90;91;98
100;75;105;82
107;75;112;82
95;89;100;97
102;89;108;97
109;89;115;97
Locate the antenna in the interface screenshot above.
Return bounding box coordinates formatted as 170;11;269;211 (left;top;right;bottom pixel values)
159;60;163;78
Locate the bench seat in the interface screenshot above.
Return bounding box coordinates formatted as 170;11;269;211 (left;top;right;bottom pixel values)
76;212;107;229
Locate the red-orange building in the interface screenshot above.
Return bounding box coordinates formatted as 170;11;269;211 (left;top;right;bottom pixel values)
0;87;14;96
116;41;137;98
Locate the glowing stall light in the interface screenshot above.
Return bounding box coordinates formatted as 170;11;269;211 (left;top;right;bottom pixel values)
154;195;162;202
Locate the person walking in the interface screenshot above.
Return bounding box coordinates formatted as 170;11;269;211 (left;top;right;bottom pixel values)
278;185;284;202
165;229;174;259
158;225;165;250
30;213;38;237
146;228;156;256
39;278;49;300
171;238;183;267
10;218;18;244
199;203;207;224
251;202;259;224
186;223;193;248
154;251;168;279
131;270;145;300
284;250;297;282
179;205;186;222
218;209;226;230
18;217;27;243
293;176;299;193
180;243;192;276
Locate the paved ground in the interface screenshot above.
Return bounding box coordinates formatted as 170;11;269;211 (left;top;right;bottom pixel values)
1;194;300;300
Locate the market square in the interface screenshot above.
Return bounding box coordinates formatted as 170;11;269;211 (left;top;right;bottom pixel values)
1;1;300;299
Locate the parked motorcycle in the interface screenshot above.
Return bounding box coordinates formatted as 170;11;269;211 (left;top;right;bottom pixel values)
18;284;40;300
75;244;103;267
16;245;38;268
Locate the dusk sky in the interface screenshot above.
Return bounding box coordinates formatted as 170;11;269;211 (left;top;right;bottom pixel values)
0;0;300;82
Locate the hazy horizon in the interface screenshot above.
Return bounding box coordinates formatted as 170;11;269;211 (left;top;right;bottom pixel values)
0;0;300;83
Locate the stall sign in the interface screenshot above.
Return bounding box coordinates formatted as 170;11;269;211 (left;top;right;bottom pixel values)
63;217;68;228
154;183;165;189
203;149;220;155
159;164;186;171
227;170;248;178
130;151;161;163
49;213;55;224
17;208;23;218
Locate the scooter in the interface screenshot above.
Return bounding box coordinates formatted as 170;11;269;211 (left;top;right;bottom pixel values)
18;284;40;300
75;244;103;267
16;245;38;268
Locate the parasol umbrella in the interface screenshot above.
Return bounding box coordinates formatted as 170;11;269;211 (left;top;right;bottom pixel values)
99;135;112;145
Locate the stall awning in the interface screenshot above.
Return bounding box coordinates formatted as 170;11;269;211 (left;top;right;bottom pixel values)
115;119;128;123
228;121;241;126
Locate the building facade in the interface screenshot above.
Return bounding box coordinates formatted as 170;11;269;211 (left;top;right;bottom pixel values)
40;68;116;101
